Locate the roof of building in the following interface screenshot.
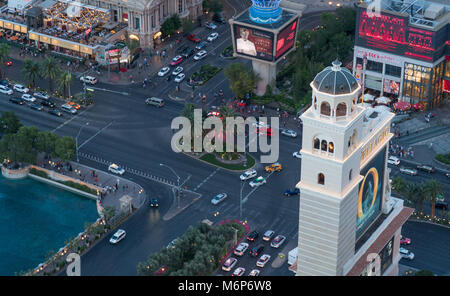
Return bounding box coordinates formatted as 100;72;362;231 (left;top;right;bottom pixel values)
312;60;359;95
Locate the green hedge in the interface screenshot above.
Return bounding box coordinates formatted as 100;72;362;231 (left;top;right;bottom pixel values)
188;64;222;86
29;167;49;178
435;154;450;165
200;153;255;171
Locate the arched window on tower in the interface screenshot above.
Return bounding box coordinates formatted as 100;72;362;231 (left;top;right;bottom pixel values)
328;142;334;154
349;169;353;181
320;102;331;116
321;140;327;151
336;102;347;117
318;173;325;185
314;97;317;110
313;137;320;150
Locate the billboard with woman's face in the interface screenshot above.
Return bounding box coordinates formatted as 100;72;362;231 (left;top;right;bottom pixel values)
356;148;385;238
234;24;274;61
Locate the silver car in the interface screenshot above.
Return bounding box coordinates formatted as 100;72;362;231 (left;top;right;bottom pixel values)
281;129;297;138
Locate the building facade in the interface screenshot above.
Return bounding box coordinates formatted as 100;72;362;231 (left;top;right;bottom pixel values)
294;61;413;276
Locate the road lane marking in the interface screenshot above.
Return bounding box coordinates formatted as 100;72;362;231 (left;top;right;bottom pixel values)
52;108;90;132
194;167;221;191
78;121;114;149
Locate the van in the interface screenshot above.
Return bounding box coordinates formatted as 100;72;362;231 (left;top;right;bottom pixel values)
61;103;77;114
145;97;164;107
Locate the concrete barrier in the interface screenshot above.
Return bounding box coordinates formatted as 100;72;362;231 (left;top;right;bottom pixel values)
1;166;30;180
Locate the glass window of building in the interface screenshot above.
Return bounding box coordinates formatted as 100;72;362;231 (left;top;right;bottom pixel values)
403;63;431;104
366;60;383;73
385;64;401;77
135;18;140;31
179;0;183;13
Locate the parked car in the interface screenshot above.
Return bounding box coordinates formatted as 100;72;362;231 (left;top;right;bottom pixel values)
14;84;29;93
387;156;400;166
262;230;275;242
205;22;217;30
232;267;245;276
249;244;264;257
67;101;81;110
33;91;50;100
435;201;448;210
281;129;297;138
399;247;414;260
240;169;257;181
399;167;418;176
233;242;249;256
265;162;282;173
28;102;43;111
40;99;55;108
170;55;183;66
211;193;228;205
293;151;302;159
256;254;271;268
48;109;62;117
181;47;195;58
174;73;185;83
213;13;226;24
207;32;219;42
416;164;435;173
246;230;259;242
61;103;77;114
0;84;13;95
270;235;286;248
248;269;260;276
150;198;159;207
0;79;11;87
195;41;208;51
222;257;237;271
193;50;207;61
158;66;170;76
108;163;125;175
400;236;411;245
249;176;266;188
186;34;201;43
4;61;12;66
9;97;24;105
21;94;36;102
284;188;300;196
172;66;183;76
109;229;126;244
177;44;189;54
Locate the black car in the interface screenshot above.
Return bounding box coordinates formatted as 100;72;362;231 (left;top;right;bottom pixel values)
40;99;56;108
177;44;189;54
29;103;43;111
213;13;226;24
150;198;159;207
9;97;24;105
284;188;300;196
48;109;62;117
435;201;448;210
416;164;434;173
249;244;264;257
181;47;194;58
246;230;259;242
0;79;10;87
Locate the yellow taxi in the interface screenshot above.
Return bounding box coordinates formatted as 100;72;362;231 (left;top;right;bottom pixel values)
67;101;81;110
265;162;282;173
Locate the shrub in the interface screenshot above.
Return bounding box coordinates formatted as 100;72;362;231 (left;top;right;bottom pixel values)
29;168;48;178
435;154;450;165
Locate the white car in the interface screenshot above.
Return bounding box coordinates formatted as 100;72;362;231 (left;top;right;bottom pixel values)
172;66;183;76
80;75;98;84
233;242;249;256
108;163;125;175
109;229;126;244
211;193;228;205
387;156;400;166
293;151;302;159
399;247;414;260
21;94;36;102
207;32;219;42
399;167;418;176
240;169;257;181
174;73;185;83
158;66;170;76
222;257;237;271
232;267;245;276
249;176;266;188
256;254;271;268
248;269;260;276
270;235;286;248
281;129;297;138
13;84;29;93
33;91;50;100
262;230;275;241
252;121;269;128
193;50;207;61
0;85;13;95
205;22;217;30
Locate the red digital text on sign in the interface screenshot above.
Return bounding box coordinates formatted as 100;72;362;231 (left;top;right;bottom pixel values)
276;20;297;59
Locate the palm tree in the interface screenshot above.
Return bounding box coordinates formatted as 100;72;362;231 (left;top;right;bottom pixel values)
40;56;60;92
424;179;443;218
22;59;41;88
56;71;73;101
123;32;140;68
403;182;420;208
0;43;11;78
391;176;406;194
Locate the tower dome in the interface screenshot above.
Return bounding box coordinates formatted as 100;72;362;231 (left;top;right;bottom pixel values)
249;0;283;24
312;61;359;95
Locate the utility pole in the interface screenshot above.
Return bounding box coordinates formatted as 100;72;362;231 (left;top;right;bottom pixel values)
240;180;245;220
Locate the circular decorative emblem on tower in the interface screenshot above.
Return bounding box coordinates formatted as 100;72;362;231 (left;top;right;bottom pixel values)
249;0;283;24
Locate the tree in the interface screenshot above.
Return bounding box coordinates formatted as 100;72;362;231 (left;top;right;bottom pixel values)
0;126;39;165
161;14;181;38
0;43;10;78
56;71;73;101
0;111;22;134
36;131;58;159
391;176;406;194
124;32;140;67
102;206;116;224
402;182;420;208
53;136;76;162
40;56;60;92
224;63;259;98
203;0;223;14
22;59;41;88
182;18;194;34
424;179;443;218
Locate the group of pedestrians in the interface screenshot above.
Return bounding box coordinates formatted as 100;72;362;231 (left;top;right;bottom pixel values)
389;142;415;159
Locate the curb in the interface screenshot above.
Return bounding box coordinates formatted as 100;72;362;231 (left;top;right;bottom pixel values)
407;217;450;229
182;151;257;173
397;158;450;174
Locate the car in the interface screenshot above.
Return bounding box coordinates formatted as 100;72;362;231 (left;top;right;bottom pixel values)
205;22;217;30
158;66;170;77
186;34;200;43
222;257;237;271
61;103;77;114
9;97;24;105
195;41;208;51
435;201;448;210
232;267;245;276
399;247;414;260
249;176;266;188
281;129;297;138
79;75;98;85
0;84;13;95
284;188;300;196
150;198;159;207
0;79;11;87
48;109;62;117
193;50;207;61
256;254;271;268
246;230;259;242
255;127;273;137
40;99;56;108
207;110;221;118
248;269;260;276
249;244;264;257
213;13;226;24
262;230;275;242
28;102;43;111
265;162;282;173
240;169;257;181
167;238;178;249
399;167;418;176
293;151;302;159
174;73;185;83
4;61;12;66
109;229;126;244
33;91;50;100
416;164;435;173
67;101;81;110
177;44;189;54
170;55;183;66
211;193;228;205
270;235;286;248
207;32;219;42
387;156;400;166
252;121;269;128
233;242;249;256
21;94;36;102
14;84;29;93
400;236;411;245
172;66;184;76
108;163;125;175
181;47;195;58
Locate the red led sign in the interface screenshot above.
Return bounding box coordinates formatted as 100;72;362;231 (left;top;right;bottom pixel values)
275;19;298;60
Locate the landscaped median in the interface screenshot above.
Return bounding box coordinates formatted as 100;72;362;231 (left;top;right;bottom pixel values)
199;152;256;171
186;64;222;87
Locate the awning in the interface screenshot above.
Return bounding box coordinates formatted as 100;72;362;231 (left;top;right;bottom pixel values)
412;102;424;110
375;96;391;105
393;101;411;111
363;93;375;102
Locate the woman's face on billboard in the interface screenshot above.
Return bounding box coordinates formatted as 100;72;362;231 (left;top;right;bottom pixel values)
240;28;249;40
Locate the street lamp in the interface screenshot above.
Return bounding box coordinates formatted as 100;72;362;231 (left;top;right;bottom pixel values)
240;180;245;220
160;163;181;208
76;122;89;163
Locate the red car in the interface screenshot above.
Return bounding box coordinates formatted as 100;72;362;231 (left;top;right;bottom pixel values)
186;34;200;43
400;236;411;245
170;55;183;66
255;127;273;137
5;61;12;66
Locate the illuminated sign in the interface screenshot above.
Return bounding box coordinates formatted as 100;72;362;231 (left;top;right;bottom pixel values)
361;125;390;163
444;79;450;94
275;18;298;60
234;24;274;61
